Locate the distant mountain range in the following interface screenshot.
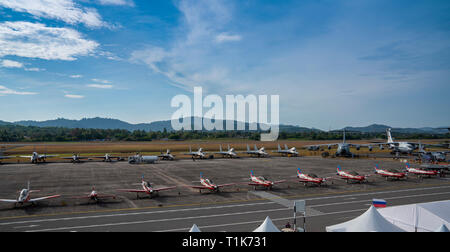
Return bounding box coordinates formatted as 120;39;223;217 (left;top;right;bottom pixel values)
0;118;448;134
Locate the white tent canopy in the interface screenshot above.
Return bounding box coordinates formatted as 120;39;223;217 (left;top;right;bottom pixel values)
253;216;281;232
326;206;405;232
435;224;449;232
378;200;450;232
189;224;201;232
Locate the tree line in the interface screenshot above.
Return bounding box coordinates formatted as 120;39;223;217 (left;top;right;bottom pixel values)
0;125;448;142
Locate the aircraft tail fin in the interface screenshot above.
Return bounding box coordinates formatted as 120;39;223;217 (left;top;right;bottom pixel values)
284;144;289;150
200;172;203;179
247;144;250;152
250;170;254;177
219;145;223;152
278;144;281;151
254;144;258;151
387;128;394;143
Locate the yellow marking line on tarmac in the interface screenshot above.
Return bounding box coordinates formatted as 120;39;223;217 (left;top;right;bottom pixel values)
0;181;449;222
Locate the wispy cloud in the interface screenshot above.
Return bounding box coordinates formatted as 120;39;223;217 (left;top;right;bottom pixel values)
69;74;83;78
0;85;37;95
0;22;99;61
64;94;84;99
215;33;241;43
91;78;111;84
87;84;113;89
0;0;107;28
0;59;23;68
97;0;134;7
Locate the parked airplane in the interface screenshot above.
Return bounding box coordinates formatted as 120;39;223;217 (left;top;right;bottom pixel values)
405;163;439;178
184;146;207;159
158;149;175;160
296;168;330;186
414;143;448;163
244;144;269;157
117;175;176;199
336;165;370;183
190;172;236;193
272;144;299;157
19;152;58;164
72;186;116;203
376;128;445;155
62;154;90;163
374;164;406;180
0;152;12;164
303;130;372;157
0;181;60;206
249;170;285;190
128;153;158;164
92;154;121;162
215;145;238;158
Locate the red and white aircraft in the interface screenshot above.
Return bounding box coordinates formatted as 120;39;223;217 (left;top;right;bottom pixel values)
0;181;60;207
117;175;177;199
336;165;370;183
72;186;116;202
190;173;236;193
405;163;439;178
249;170;286;190
296;168;330;186
374;164;406;180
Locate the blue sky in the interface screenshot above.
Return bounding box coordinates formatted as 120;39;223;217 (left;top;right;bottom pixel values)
0;0;449;130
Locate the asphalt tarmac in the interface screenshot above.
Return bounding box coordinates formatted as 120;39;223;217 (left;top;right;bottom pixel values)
0;156;448;232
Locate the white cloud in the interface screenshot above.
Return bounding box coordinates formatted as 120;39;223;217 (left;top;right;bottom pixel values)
215;33;241;43
97;0;134;7
64;94;84;99
91;78;111;84
69;74;83;78
0;59;23;68
24;67;45;72
0;85;37;95
87;84;113;89
0;21;99;61
0;0;106;28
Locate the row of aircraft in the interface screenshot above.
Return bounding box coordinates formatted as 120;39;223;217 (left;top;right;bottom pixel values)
1;163;441;206
1;128;447;164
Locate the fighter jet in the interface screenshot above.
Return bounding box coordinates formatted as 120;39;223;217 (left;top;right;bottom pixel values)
0;181;60;207
215;144;238;158
272;144;299;157
303;130;372;157
117;175;177;199
62;154;90;163
248;170;286;190
19;152;58;164
373;164;406;181
158;149;175;160
184;146;207;159
91;153;121;162
244;144;269;158
72;186;116;203
414;143;448;163
190;172;236;193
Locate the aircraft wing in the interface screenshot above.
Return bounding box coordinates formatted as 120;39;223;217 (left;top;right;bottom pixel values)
273;180;287;184
19;156;33;158
28;194;61;202
117;189;147;193
0;199;18;203
42;155;58;158
153;186;177;192
248;183;263;186
303;143;339;148
96;194;116;199
191;185;210;190
217;183;236;188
